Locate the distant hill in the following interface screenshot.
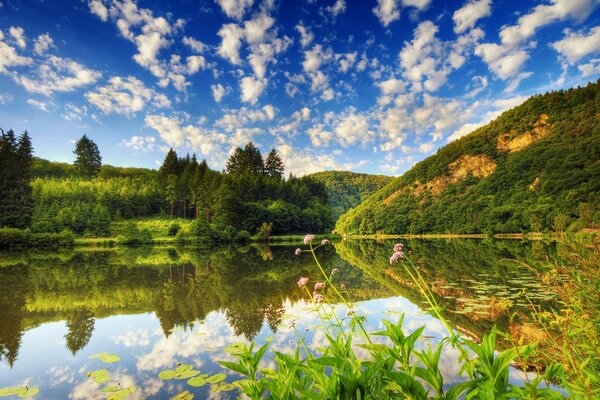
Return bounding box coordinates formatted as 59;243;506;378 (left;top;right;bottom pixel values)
32;157;157;179
308;171;394;220
336;80;600;235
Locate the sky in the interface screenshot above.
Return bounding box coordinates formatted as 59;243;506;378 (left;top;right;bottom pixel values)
0;0;599;176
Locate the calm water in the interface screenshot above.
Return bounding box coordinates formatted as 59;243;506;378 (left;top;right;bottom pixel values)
0;239;568;399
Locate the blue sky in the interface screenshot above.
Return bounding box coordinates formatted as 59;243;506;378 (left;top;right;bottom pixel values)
0;0;599;175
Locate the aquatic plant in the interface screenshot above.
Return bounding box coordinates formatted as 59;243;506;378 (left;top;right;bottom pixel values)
219;235;570;399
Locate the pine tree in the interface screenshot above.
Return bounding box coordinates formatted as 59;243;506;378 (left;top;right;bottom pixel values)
159;149;179;217
226;147;244;175
73;134;101;177
264;148;284;179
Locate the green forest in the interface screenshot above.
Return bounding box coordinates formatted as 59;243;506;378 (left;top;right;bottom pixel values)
336;80;600;235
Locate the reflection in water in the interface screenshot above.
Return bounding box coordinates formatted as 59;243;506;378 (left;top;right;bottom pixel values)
0;239;565;398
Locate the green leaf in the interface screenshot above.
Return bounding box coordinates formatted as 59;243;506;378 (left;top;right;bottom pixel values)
0;387;21;397
101;385;122;393
223;342;246;354
88;369;110;383
172;391;194;400
206;374;226;384
89;352;120;363
16;387;40;398
106;386;137;400
158;370;176;380
187;376;206;387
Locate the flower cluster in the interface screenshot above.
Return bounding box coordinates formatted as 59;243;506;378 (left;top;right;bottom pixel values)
314;282;326;290
312;293;324;303
304;234;315;244
331;268;339;275
295;248;302;256
389;243;405;265
321;239;329;245
297;277;309;288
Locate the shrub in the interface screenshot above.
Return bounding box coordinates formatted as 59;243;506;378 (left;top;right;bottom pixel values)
167;223;181;237
116;222;153;245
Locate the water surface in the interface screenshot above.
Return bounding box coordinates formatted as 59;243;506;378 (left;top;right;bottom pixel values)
0;239;567;398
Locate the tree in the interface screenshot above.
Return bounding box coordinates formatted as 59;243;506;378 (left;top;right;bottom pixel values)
264;148;284;179
73;134;101;177
226;142;264;175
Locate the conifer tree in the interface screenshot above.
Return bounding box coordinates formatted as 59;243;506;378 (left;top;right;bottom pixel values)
265;148;285;179
73;134;101;177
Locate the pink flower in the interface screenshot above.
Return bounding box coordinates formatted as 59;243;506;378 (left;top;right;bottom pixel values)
314;282;326;291
393;243;404;253
295;248;302;256
389;251;404;265
331;268;339;275
321;239;330;245
312;292;324;304
303;234;315;244
297;277;309;288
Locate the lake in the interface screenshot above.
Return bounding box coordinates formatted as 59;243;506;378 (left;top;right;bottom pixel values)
0;238;566;399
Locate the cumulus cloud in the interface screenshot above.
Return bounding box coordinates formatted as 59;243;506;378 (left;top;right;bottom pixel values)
9;26;26;48
182;36;208;53
215;105;275;131
578;58;600;77
88;0;108;21
0;93;13;104
453;0;491;34
295;23;314;48
217;23;244;65
211;83;227;102
33;33;54;55
86;75;170;115
215;0;254;20
307;125;333;147
145;114;227;156
240;76;266;104
475;0;598;83
276;143;360;176
119;135;157;152
551;26;600;64
13;55;101;96
0;33;33;73
26;98;50;111
373;0;401;27
326;0;346;17
334;113;374;147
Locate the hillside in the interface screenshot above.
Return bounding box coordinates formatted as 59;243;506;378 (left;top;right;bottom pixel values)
336;80;600;235
308;171;393;220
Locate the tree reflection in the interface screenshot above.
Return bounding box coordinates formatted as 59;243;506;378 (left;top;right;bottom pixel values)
64;309;95;355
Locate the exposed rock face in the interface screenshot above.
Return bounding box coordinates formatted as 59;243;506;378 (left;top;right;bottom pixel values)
497;114;551;152
384;154;497;205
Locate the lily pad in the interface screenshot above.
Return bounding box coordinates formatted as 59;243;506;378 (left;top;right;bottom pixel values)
101;385;122;393
0;387;21;397
223;343;246;354
158;364;200;380
107;386;136;400
16;387;39;398
172;390;194;400
88;369;110;383
187;376;206;387
158;370;176;380
89;352;120;363
206;374;226;384
212;382;238;392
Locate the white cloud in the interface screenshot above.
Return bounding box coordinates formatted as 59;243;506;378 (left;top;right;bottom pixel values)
244;13;274;45
277;143;357;176
186;55;207;74
307;126;333;147
211;83;226;102
337;52;357;73
447;122;481;142
215;0;254;20
551;26;600;64
240;76;266;104
33;33;54;55
295;23;314;48
215;105;275;131
9;26;26;48
89;0;108;21
475;43;529;80
303;44;332;72
334;113;374;147
373;0;401;27
453;0;491;34
26;98;50;111
578;58;600;77
504;71;532;93
0;93;13;104
145;114;227;156
62;103;91;122
217;23;244;65
120;135;157;152
326;0;346;17
86;75;170;115
13;55;101;96
0;36;32;73
377;78;406;95
182;36;208;53
500;0;596;48
402;0;431;10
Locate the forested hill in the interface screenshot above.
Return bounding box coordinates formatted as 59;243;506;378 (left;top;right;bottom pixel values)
336;80;600;235
308;171;393;220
